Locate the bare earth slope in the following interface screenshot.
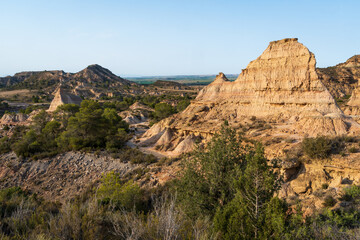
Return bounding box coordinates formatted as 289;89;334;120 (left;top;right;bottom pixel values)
317;55;360;98
0;152;136;202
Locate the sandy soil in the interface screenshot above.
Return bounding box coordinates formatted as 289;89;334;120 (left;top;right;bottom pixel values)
0;89;33;97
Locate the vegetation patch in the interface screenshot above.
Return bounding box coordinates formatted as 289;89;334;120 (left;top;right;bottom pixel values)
302;136;346;159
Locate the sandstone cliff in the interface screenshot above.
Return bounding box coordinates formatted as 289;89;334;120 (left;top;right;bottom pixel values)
139;38;359;156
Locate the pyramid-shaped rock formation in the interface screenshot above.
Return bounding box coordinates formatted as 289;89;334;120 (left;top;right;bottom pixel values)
196;38;342;118
140;38;359;155
48;87;83;112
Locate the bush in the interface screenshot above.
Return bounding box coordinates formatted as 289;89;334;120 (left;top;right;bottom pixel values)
302;136;345;159
97;172;143;211
154;103;175;120
342;185;360;202
348;147;358;153
0;136;11;154
323;196;336;207
176;99;190;112
302;136;332;159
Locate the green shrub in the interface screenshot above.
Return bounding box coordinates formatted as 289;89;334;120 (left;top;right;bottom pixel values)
348;147;358;153
97;172;143;211
318;208;360;229
342;185;360;202
0;136;11;154
323;196;336;207
154;103;175;120
176;99;190;112
302;136;345;159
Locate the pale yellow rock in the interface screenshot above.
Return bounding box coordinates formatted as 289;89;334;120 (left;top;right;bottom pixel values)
48;87;82;112
139;38;359;155
172;134;197;154
155;128;173;147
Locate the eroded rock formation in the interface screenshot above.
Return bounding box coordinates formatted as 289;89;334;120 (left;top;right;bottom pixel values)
344;82;360;117
48;87;83;112
140;38;359;155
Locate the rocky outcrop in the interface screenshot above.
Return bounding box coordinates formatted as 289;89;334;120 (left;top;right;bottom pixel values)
120;102;154;125
317;55;360;98
48;87;83;112
0;113;28;126
279;153;360;215
140;38;359;156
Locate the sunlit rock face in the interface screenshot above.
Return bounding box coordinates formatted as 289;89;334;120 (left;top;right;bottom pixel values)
196;38;342;118
139;38;359;155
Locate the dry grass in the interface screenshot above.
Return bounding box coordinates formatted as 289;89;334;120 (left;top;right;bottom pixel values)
0;89;33;97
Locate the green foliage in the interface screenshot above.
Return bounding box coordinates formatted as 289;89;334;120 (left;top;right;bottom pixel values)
0;100;9;110
342;185;360;202
0;136;11;154
302;136;346;159
176;99;191;112
140;95;160;108
153;102;175;120
18;104;46;114
57;101;129;151
102;100;130;111
12;129;40;157
31;95;40;103
97;172;143;211
9;100;130;159
348;146;358;153
321;183;329;190
318;208;360;229
323;196;336;207
176;126;248;218
53;103;80;128
213;145;283;239
302;136;332;159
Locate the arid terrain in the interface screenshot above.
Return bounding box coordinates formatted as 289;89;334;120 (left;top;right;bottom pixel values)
1;38;360;239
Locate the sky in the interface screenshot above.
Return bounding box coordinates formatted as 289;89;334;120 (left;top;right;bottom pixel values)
0;0;359;77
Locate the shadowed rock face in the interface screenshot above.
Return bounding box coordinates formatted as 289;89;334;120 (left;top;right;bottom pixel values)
317;55;360;98
139;38;359;155
48;87;83;112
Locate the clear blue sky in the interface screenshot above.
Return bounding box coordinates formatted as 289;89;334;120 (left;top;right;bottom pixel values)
0;0;359;77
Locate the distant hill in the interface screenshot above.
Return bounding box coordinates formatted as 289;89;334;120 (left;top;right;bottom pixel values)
128;74;238;85
0;65;137;91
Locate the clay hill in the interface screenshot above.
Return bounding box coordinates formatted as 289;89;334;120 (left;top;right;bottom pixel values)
0;64;141;97
139;38;360;156
317;55;360;98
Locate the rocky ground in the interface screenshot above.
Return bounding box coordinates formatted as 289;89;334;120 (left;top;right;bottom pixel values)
0;151;136;202
0;149;182;202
